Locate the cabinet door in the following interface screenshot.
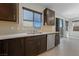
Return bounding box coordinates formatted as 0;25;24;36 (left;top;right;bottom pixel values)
0;40;8;56
8;38;24;56
40;35;47;53
0;3;18;22
24;36;40;56
44;8;55;25
55;33;60;46
0;40;4;56
47;10;55;25
0;40;3;56
24;35;47;56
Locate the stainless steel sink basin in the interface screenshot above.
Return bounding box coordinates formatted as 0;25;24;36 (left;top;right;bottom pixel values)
26;31;42;34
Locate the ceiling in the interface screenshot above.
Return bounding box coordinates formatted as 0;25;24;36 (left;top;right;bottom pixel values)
35;3;79;19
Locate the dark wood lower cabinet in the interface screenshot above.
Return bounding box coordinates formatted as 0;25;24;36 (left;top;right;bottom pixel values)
0;38;24;56
40;35;47;53
24;36;40;56
0;40;4;56
0;34;59;56
8;38;24;56
55;33;60;46
0;40;8;56
0;40;3;56
24;35;47;56
0;35;47;56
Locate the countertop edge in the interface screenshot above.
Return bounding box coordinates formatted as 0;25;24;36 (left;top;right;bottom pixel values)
0;32;59;40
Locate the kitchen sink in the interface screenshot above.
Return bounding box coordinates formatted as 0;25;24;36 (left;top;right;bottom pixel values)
27;32;42;34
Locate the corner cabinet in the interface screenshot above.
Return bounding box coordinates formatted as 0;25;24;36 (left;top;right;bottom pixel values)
44;8;55;25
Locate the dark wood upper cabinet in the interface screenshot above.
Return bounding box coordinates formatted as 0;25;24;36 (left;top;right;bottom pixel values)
44;8;55;25
0;3;18;22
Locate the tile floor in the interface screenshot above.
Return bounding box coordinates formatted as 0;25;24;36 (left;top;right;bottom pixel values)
38;37;79;56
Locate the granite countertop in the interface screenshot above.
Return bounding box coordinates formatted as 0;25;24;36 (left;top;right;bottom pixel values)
0;31;59;40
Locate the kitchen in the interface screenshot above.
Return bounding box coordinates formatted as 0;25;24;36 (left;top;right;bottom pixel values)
0;3;60;56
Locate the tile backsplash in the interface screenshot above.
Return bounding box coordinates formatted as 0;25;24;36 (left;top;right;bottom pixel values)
39;25;55;32
0;21;55;35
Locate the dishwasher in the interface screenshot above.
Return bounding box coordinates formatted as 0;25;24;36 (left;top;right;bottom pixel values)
47;34;55;50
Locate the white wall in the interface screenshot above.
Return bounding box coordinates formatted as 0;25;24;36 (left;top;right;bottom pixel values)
68;17;79;39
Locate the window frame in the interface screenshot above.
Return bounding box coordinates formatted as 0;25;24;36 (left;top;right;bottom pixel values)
23;9;33;21
33;12;42;28
22;7;42;27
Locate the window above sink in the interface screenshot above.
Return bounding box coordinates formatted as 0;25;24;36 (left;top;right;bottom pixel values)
22;7;42;29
